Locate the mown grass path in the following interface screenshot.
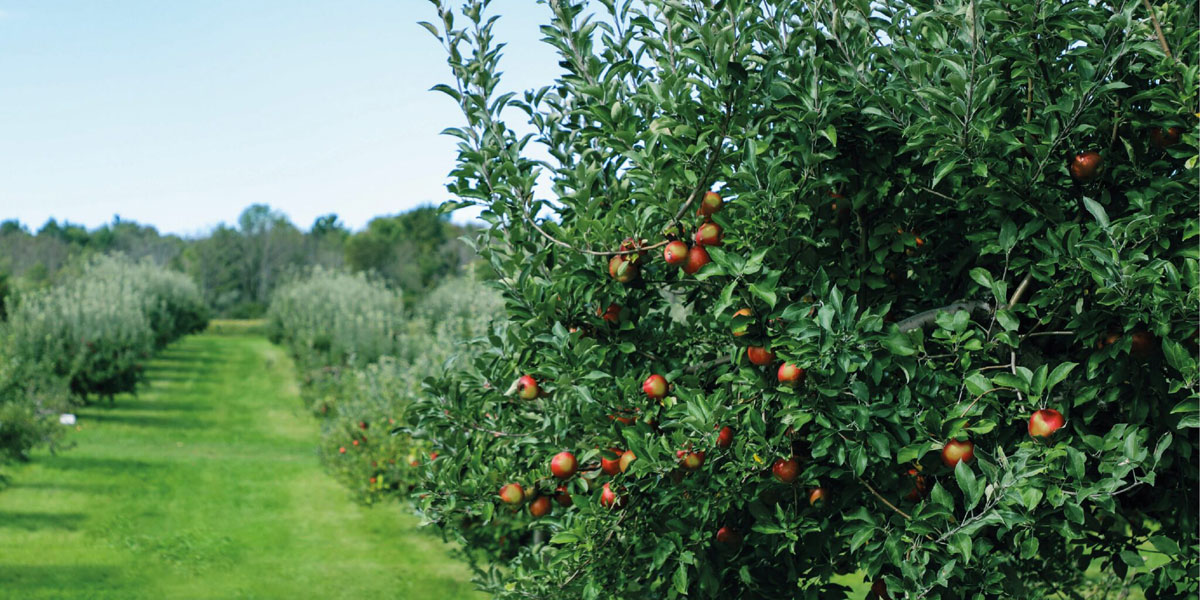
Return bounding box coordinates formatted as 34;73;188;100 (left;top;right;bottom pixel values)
0;332;480;599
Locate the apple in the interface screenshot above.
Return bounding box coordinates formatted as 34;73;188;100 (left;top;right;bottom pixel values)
516;375;539;400
338;447;346;454
941;439;975;468
643;374;668;399
609;412;635;425
663;240;689;266
808;487;827;506
677;450;706;471
352;440;359;446
1028;409;1064;438
359;421;368;430
747;346;775;366
599;482;623;508
1069;151;1103;182
608;255;638;283
619;451;637;473
777;362;806;385
551;451;578;479
554;485;573;507
528;496;552;518
598;304;622;324
498;483;524;505
369;476;377;485
430;452;438;460
683;245;710;274
903;468;928;501
772;458;799;483
694;221;723;246
601;449;624;475
1129;330;1155;358
716;426;734;449
698;190;724;217
732;308;753;337
1096;332;1121;349
1150;126;1182;149
715;526;741;546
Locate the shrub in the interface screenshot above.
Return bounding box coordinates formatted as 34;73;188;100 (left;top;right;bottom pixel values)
266;268;405;371
410;2;1198;599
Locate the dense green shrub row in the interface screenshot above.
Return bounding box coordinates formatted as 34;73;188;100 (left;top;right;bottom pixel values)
267;270;501;502
0;255;207;461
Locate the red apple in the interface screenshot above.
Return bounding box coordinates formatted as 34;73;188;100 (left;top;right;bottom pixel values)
1069;151;1103;182
554;485;573;507
716;426;734;449
608;255;638;283
663;240;689;266
808;487;827;506
498;483;524;505
941;439;975;468
1150;126;1182;149
643;374;668;399
694;221;723;246
683;245;710;274
1129;330;1155;359
369;477;377;485
550;451;577;479
529;496;551;518
338;447;346;454
772;458;799;483
598;304;621;324
1028;409;1064;438
698;190;724;217
747;346;775;366
777;362;806;385
601;450;624;476
516;375;539;400
715;526;741;546
903;468;928;502
676;450;706;471
599;482;623;508
732;308;753;337
359;421;368;430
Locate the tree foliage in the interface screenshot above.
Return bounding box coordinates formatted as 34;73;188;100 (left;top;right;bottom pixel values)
410;1;1198;598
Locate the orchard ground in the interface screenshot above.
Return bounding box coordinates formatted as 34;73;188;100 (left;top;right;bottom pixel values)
0;326;480;599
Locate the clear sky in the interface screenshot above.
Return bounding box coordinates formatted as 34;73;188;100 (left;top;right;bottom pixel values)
0;1;559;237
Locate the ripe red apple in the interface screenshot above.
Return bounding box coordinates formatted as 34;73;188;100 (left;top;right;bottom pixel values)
516;375;539;400
747;346;775;366
359;421;368;430
338;447;346;454
732;308;753;337
369;476;377;485
550;451;577;479
682;245;710;274
694;221;723;246
663;240;689;266
698;190;724;217
777;362;806;385
619;451;637;473
1028;409;1064;438
772;458;799;483
529;496;551;518
716;426;734;449
941;439;975;468
498;483;524;505
808;487;827;506
643;374;668;399
715;526;741;546
676;450;706;471
554;485;573;507
598;304;621;324
430;452;438;460
608;255;638;283
1150;126;1182;149
1069;151;1103;182
871;578;892;600
599;482;623;508
352;440;359;446
1129;330;1155;359
601;450;623;476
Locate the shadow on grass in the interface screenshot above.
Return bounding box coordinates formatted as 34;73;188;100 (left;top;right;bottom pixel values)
0;564;125;590
0;511;87;531
40;456;164;475
74;413;206;431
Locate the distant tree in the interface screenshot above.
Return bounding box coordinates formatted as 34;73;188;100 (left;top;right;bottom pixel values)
344;206;471;294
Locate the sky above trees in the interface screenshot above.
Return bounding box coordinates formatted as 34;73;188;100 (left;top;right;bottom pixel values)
0;1;558;235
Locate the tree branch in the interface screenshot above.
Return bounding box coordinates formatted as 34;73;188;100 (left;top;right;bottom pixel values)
1140;0;1173;59
858;476;913;521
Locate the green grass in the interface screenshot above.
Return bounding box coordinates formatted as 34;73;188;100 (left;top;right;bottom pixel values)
0;332;482;600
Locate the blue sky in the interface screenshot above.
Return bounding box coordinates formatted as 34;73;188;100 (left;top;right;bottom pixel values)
0;1;558;236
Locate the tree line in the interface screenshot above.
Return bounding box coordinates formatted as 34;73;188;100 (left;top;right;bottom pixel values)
0;204;478;317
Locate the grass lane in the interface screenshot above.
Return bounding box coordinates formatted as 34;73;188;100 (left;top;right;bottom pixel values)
0;332;480;600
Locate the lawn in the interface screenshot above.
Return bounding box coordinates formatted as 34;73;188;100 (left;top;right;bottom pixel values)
0;332;481;600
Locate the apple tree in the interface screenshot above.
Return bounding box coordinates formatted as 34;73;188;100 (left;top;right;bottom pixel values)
411;1;1198;598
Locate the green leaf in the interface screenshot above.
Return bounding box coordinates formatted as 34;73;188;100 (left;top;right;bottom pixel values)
931;482;954;510
550;532;580;544
955;460;982;510
673;563;688;595
1046;362;1077;391
883;329;917;356
1081;197;1109;228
